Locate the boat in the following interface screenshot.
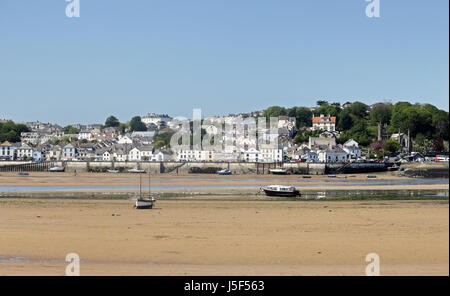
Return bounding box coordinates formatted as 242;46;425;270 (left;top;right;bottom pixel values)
135;170;156;209
367;175;377;178
217;169;232;175
269;168;288;175
107;169;119;173
49;166;65;172
260;185;301;197
128;167;146;173
327;174;337;178
336;175;347;179
18;172;29;176
387;165;400;171
302;176;312;179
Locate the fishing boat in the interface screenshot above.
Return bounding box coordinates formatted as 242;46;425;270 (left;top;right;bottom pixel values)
135;170;156;209
217;169;232;175
128;167;146;173
49;166;65;172
260;185;301;197
269;168;288;175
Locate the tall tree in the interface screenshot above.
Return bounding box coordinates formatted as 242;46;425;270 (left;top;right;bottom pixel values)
129;116;147;132
104;115;120;127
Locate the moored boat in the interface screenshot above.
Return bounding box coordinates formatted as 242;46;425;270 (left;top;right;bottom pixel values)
128;167;146;173
217;169;232;175
269;168;288;175
260;185;301;197
49;166;65;172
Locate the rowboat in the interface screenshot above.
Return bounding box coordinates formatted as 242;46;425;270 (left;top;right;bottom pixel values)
128;168;146;173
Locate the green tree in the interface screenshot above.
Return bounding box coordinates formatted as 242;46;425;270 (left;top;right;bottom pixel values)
129;116;147;132
62;126;80;134
104;115;120;127
385;139;401;154
369;103;392;125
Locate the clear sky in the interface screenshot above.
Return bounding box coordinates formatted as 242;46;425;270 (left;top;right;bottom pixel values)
0;0;448;126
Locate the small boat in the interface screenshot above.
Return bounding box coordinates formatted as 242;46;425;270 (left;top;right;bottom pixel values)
18;172;29;176
136;198;156;209
217;169;232;175
135;169;156;209
367;175;377;178
107;169;119;173
49;166;65;172
128;168;146;173
269;168;288;175
260;185;301;197
302;176;312;179
327;174;337;178
387;165;400;171
336;176;347;179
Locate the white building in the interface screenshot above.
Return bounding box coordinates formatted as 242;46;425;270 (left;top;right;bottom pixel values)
343;139;361;158
312;114;336;132
142;113;171;127
0;141;15;160
62;143;77;160
318;146;349;163
16;143;33;160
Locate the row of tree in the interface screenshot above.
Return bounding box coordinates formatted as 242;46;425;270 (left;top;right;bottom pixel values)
264;101;449;151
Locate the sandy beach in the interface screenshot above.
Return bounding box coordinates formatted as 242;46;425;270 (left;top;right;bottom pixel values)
0;198;448;276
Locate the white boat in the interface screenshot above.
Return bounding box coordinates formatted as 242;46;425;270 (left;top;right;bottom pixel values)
269;168;287;175
136;198;156;209
128;168;146;173
49;166;65;172
107;169;119;173
134;169;156;209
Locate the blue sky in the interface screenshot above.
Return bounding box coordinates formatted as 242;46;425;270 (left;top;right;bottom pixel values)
0;0;448;125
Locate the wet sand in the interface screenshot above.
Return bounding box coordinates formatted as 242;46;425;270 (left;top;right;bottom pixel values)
0;198;448;275
0;172;448;194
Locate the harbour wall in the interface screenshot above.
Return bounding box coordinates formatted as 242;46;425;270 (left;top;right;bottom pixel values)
0;161;397;175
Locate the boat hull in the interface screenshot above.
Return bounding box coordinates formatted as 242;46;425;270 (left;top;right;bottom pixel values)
135;199;155;209
263;189;301;197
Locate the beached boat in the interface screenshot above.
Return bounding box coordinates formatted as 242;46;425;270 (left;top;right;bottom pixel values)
135;169;156;209
49;166;65;172
217;169;232;175
269;168;288;175
18;172;29;176
387;165;400;171
107;169;119;173
260;185;301;197
128;167;146;173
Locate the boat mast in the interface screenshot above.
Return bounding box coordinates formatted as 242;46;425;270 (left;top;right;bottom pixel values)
139;172;142;198
148;165;151;198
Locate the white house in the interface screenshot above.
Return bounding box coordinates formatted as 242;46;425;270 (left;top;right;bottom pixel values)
0;141;15;160
241;148;260;163
128;145;154;161
259;145;283;163
318;146;349;163
62;143;77;160
118;135;133;144
151;151;171;162
16;143;33;160
343;139;361;158
312;114;336;132
78;130;92;141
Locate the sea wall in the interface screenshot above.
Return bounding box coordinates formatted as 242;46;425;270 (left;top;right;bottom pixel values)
399;163;449;178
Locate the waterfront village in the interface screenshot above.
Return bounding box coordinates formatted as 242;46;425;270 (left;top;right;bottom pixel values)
0;101;449;164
